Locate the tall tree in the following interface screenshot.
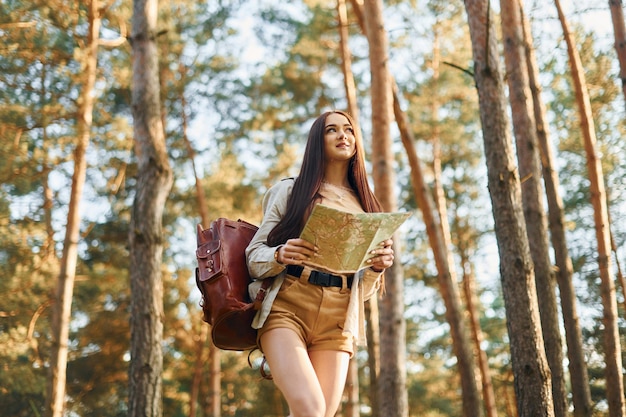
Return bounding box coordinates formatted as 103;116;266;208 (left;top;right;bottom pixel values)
519;3;593;416
499;1;568;416
609;0;626;108
419;15;483;417
45;1;100;415
456;223;498;417
336;2;360;415
128;0;174;416
361;0;408;415
554;1;625;415
352;1;484;414
462;0;555;415
337;0;360;122
393;82;482;417
180;83;219;417
343;2;382;411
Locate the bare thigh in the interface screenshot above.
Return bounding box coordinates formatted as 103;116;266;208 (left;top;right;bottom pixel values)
261;328;326;417
309;349;351;417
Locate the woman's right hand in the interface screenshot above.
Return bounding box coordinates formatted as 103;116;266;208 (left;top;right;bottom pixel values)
276;238;318;265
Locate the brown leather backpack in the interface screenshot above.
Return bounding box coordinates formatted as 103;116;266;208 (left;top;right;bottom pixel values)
195;218;270;351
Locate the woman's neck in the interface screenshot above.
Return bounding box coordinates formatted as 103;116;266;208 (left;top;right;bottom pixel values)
322;176;350;189
323;165;350;188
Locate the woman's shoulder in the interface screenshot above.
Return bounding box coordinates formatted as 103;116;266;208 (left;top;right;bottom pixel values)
262;177;296;209
267;177;296;194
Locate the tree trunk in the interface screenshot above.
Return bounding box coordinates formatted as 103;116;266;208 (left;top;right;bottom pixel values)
42;124;55;264
459;244;498;417
519;4;593;416
462;0;555;415
128;0;173;415
336;3;360;415
364;297;380;415
609;0;626;109
181;70;221;417
207;347;221;416
45;2;99;416
354;2;482;414
427;28;483;417
42;165;56;265
337;0;359;121
345;2;381;408
393;82;482;417
554;1;625;415
453;203;498;417
341;359;359;417
189;325;207;417
500;2;568;416
361;1;408;416
503;370;519;417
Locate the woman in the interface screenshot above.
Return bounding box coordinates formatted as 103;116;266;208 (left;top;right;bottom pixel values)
246;110;395;417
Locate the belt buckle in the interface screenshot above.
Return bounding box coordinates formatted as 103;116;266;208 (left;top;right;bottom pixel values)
312;271;331;287
308;269;353;289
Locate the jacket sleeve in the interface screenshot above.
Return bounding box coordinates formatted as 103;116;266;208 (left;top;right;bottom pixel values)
245;179;295;279
361;268;382;301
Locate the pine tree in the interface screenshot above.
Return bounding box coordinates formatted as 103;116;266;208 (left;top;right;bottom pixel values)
500;1;568;415
463;0;555;414
128;0;173;415
554;0;625;415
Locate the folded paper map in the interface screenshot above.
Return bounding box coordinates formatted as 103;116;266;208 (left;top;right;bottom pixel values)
299;204;411;274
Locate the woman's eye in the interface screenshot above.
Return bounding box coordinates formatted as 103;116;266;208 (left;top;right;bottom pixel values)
346;128;354;134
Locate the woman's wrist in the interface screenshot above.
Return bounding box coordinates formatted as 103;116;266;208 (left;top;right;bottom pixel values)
274;245;284;264
370;266;384;273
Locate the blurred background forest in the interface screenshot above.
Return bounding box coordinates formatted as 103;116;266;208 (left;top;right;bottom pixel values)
1;0;625;416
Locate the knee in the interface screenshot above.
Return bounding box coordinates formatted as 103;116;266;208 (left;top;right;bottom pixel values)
287;393;326;417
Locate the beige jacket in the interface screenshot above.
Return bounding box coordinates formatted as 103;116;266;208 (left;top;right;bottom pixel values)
245;178;382;346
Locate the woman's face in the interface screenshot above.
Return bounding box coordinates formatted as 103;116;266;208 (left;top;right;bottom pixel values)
323;113;356;163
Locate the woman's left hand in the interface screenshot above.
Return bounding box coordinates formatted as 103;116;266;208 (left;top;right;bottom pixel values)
367;238;394;272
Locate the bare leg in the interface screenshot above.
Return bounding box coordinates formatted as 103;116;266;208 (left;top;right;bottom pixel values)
309;350;351;417
261;328;326;417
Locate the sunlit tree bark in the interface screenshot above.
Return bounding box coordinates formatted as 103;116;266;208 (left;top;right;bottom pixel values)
338;0;359;122
128;0;174;414
207;348;221;417
336;2;360;415
500;1;567;415
363;296;380;415
393;81;482;417
456;229;498;417
345;3;381;412
519;4;592;416
428;27;485;417
554;1;625;415
45;1;100;415
361;1;408;415
462;0;554;415
352;2;483;414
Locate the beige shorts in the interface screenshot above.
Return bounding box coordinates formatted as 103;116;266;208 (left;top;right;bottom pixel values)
258;268;354;356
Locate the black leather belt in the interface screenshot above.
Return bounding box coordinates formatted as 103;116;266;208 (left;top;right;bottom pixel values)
286;265;353;288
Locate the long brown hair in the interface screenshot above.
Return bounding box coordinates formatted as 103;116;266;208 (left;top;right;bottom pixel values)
267;110;382;246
